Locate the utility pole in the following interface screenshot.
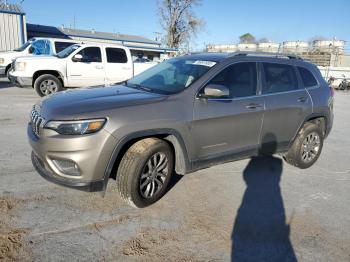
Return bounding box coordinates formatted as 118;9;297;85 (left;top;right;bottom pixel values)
154;32;162;44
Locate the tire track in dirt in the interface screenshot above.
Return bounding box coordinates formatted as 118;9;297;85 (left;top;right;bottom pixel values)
0;197;32;261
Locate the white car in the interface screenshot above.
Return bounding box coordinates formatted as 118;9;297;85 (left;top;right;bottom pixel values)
0;38;78;78
9;43;158;96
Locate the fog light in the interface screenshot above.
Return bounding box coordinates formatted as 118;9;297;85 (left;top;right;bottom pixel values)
52;159;81;176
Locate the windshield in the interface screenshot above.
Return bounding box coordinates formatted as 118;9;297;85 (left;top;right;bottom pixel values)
126;58;216;94
56;44;80;58
13;41;32;52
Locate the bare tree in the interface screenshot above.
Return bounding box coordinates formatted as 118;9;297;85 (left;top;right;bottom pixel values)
158;0;204;50
258;37;270;43
309;35;327;44
239;33;256;44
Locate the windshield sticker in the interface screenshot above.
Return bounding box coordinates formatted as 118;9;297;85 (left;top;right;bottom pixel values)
191;60;216;67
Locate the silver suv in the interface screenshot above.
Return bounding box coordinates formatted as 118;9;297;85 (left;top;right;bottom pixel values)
28;52;334;207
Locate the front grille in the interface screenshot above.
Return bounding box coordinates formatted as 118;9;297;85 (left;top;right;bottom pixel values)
30;106;46;136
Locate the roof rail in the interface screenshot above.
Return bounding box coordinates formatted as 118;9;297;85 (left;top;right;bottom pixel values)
230;51;303;60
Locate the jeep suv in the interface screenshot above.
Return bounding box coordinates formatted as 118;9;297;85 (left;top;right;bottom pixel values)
28;52;334;208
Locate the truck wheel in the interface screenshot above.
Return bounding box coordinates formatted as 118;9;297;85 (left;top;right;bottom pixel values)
34;74;63;97
116;138;174;208
6;66;11;81
284;122;324;169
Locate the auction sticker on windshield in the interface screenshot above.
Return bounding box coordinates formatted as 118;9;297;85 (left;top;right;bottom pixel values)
189;60;217;67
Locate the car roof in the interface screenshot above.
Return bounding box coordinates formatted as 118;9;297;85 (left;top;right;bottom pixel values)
75;42;125;48
178;52;318;69
30;37;77;42
177;52;231;62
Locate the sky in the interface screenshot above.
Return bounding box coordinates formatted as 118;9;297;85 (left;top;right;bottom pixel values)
19;0;350;51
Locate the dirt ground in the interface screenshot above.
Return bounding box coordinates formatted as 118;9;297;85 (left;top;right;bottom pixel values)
0;78;349;261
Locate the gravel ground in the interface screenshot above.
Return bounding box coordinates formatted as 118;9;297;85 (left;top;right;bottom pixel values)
0;77;349;261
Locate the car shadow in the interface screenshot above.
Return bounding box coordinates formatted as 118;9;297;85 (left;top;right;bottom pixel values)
167;172;183;192
0;78;13;89
231;134;297;261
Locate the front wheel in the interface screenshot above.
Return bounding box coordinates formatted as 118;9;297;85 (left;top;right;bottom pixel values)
116;138;174;208
34;74;63;97
284;122;324;169
6;67;11;81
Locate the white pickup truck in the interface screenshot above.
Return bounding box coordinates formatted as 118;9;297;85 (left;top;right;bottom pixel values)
0;38;78;79
9;43;157;96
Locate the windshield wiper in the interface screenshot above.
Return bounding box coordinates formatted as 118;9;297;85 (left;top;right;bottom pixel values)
124;82;154;92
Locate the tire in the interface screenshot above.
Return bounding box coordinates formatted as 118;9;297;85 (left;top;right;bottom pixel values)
34;74;63;97
116;138;174;208
6;66;11;81
284;122;324;169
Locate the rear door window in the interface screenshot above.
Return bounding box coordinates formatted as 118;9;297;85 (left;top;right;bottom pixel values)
54;41;76;53
298;67;318;88
106;48;128;63
262;63;298;94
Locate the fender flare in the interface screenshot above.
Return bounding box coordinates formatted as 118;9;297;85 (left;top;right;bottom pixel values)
101;128;191;191
32;70;65;87
289;113;329;148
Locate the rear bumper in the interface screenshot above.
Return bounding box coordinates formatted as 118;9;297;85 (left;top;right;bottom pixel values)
9;73;32;87
31;151;105;192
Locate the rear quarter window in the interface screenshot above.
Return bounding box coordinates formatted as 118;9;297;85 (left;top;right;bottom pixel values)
298;67;318;88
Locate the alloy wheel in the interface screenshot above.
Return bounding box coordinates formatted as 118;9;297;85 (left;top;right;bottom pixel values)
139;152;169;199
40;80;58;95
301;132;320;163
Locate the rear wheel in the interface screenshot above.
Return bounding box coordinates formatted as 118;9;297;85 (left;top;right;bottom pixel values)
116;138;174;208
34;74;63;97
284;122;324;169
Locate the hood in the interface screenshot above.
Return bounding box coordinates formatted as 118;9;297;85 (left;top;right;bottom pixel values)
39;84;166;120
0;51;24;64
16;55;58;62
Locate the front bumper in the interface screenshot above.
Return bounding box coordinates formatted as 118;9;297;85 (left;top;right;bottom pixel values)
32;151;105;192
0;66;6;75
9;73;32;87
28;123;117;192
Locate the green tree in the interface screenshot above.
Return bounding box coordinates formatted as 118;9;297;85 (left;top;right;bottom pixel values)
239;33;256;44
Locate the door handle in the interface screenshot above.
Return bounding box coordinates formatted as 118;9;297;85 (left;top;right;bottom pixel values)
297;97;307;103
95;65;104;69
245;103;263;109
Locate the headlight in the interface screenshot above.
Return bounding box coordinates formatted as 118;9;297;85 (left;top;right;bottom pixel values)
0;58;4;64
16;62;26;71
44;119;106;135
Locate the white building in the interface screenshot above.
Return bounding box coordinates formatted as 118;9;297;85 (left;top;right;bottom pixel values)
282;41;309;54
313;40;346;54
257;42;280;52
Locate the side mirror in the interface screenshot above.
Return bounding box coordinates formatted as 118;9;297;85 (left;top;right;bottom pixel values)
28;46;34;54
200;84;230;98
72;54;83;62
